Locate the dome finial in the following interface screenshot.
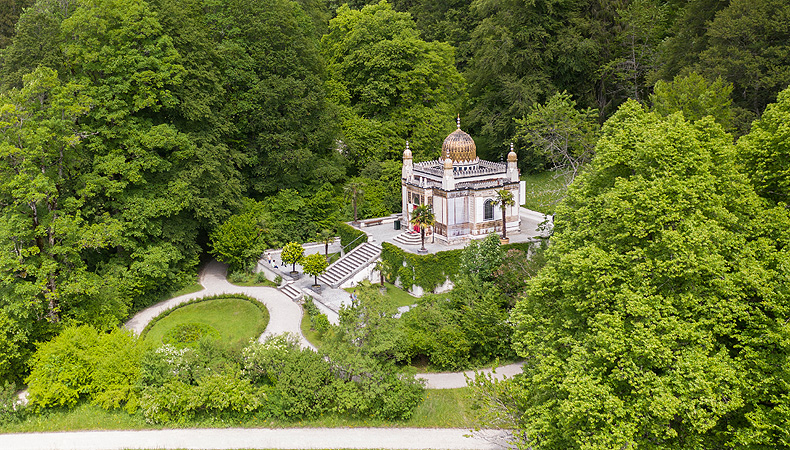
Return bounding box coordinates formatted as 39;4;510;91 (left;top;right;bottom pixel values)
406;140;410;150
507;142;518;162
456;114;461;129
510;142;514;152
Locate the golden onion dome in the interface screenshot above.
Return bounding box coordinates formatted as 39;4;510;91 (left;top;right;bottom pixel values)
507;143;517;162
441;117;476;162
403;141;412;159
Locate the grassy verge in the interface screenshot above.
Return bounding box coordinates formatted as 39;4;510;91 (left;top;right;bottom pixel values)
301;310;325;352
344;283;418;308
228;271;279;287
521;170;566;214
169;282;204;297
0;388;476;433
143;297;269;346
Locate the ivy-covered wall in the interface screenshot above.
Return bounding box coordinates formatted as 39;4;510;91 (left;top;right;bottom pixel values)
380;242;462;293
380;240;541;293
338;223;368;253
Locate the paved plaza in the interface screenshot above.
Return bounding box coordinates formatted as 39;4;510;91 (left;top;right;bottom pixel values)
361;207;550;254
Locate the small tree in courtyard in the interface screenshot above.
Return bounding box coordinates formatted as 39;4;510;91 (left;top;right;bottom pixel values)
318;229;335;260
374;260;387;287
492;189;516;240
281;242;305;274
410;204;435;252
302;253;329;286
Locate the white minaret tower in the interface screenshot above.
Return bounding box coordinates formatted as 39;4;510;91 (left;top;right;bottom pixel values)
442;157;455;190
402;141;413;181
507;142;519;182
402;141;414;221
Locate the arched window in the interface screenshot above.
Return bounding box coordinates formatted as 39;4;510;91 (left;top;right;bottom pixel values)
484;199;494;221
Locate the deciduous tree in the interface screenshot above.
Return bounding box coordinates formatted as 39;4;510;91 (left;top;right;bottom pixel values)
281;242;305;274
476;101;790;449
737;86;790;205
302;253;329;286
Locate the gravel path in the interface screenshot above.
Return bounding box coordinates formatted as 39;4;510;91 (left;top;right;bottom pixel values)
0;428;509;450
5;262;520;450
125;260;312;349
125;260;524;388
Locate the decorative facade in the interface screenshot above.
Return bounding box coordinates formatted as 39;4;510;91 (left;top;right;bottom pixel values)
401;119;523;244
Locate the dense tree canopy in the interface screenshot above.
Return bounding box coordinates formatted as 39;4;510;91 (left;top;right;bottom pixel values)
323;1;466;166
483;101;790;449
1;0;788;409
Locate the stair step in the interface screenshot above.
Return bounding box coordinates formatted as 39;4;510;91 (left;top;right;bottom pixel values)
278;283;303;302
318;242;382;288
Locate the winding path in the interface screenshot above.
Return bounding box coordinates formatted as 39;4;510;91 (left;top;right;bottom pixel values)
3;262;519;450
0;428;510;450
125;261;524;389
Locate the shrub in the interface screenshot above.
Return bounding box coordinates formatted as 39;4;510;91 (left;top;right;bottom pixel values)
228;271;245;283
0;382;26;424
26;326;143;410
242;335;334;419
274;275;283;286
140;370;265;424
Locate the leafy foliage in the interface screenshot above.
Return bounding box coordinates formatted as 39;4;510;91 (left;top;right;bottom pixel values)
281;242;305;273
409;203;435;251
650;72;733;129
491;101;790;449
302;253;329;285
513;91;599;185
26;326;143;411
209;212;265;272
737;86;790;205
323;1;465;166
338;222;368;252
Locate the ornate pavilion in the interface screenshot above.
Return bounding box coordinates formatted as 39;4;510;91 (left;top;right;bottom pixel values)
401;118;524;244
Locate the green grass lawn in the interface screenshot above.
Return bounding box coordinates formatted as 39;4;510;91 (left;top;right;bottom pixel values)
344;283;418;308
521;170;567;214
0;387;475;433
301;310;326;352
228;271;279;287
143;298;269;346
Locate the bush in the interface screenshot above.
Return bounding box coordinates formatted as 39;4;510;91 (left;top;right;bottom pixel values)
26;326;143;410
243;335;425;421
0;382;26;424
140;370;265;424
228;271;245;283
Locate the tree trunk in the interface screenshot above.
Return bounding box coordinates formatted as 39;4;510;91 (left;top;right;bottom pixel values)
353;193;358;223
420;226;426;250
501;204;507;240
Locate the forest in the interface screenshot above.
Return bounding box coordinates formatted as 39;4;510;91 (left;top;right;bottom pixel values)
0;0;789;446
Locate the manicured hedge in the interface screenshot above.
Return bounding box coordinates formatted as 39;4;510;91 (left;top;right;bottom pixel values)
338;222;367;252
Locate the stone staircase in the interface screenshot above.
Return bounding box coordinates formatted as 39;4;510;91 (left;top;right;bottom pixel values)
392;231;422;246
318;242;382;288
278;283;303;302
